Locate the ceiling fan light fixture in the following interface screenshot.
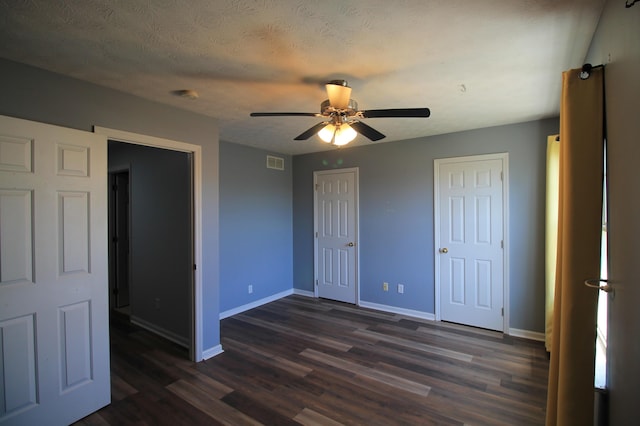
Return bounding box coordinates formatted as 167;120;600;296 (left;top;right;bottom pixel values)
326;81;352;109
318;123;336;143
333;124;357;146
317;123;357;146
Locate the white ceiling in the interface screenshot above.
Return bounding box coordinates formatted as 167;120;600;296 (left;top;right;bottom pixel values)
0;0;605;155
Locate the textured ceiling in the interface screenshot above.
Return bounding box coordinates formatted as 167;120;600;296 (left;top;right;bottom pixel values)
0;0;605;155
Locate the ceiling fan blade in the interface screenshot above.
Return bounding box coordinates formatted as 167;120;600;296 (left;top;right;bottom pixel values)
361;108;431;118
294;122;329;140
350;121;386;141
250;112;320;117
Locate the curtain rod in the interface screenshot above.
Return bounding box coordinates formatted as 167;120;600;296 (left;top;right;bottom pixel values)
579;63;604;80
557;63;606;143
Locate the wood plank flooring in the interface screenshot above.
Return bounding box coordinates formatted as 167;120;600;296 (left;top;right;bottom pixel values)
75;295;549;425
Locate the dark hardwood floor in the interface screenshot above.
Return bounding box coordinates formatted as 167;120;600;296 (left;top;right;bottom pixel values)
75;295;549;425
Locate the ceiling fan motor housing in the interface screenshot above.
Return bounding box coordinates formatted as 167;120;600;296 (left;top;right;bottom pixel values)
321;99;359;118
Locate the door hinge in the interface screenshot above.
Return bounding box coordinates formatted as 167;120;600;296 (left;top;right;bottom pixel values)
315;183;319;190
501;240;504;249
112;184;118;191
500;171;503;181
193;264;197;271
315;279;318;287
315;231;318;238
501;307;504;317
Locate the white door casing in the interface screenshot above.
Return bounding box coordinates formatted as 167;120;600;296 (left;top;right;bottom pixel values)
434;154;509;332
314;168;359;304
94;126;205;361
109;170;131;309
0;116;110;424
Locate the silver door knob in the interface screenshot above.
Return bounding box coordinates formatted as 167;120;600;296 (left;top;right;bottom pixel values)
348;242;355;247
440;247;448;253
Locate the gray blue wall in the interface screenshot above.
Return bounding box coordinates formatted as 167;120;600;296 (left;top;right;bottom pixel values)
219;142;293;313
293;118;558;332
0;56;558;342
108;142;192;343
0;58;221;351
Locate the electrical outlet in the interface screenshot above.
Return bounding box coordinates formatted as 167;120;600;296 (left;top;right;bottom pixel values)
383;282;389;292
398;284;404;294
248;284;253;294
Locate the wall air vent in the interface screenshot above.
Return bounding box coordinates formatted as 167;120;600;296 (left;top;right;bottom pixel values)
266;155;284;171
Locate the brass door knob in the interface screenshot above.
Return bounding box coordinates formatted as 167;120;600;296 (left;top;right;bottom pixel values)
440;247;448;253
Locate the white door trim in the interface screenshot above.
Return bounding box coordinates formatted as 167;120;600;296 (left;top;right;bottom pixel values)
107;166;132;312
433;153;510;333
93;126;204;361
313;167;360;304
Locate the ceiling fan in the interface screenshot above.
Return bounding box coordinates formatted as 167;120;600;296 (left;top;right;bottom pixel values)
250;80;431;146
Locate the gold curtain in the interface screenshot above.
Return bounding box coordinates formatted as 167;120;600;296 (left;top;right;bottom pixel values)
546;67;604;425
545;135;560;352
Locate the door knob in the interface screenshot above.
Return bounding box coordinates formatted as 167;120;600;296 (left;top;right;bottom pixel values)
348;242;355;247
440;247;448;253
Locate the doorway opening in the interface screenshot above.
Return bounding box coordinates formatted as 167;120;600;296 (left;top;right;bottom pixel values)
96;126;204;362
107;141;193;359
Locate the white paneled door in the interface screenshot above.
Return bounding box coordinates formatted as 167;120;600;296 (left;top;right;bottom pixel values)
315;169;358;304
0;116;110;425
436;155;506;331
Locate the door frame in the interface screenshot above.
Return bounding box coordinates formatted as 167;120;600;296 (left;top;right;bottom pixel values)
108;166;132;311
313;167;360;304
94;126;203;362
433;153;510;333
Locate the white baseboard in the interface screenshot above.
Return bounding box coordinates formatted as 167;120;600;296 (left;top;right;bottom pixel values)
293;288;315;297
217;290;544;343
202;344;224;360
219;287;543;343
508;328;545;341
358;301;436;321
219;289;294;319
130;315;189;348
292;289;436;321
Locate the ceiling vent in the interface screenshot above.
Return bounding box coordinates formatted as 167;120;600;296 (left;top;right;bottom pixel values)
266;155;284;171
